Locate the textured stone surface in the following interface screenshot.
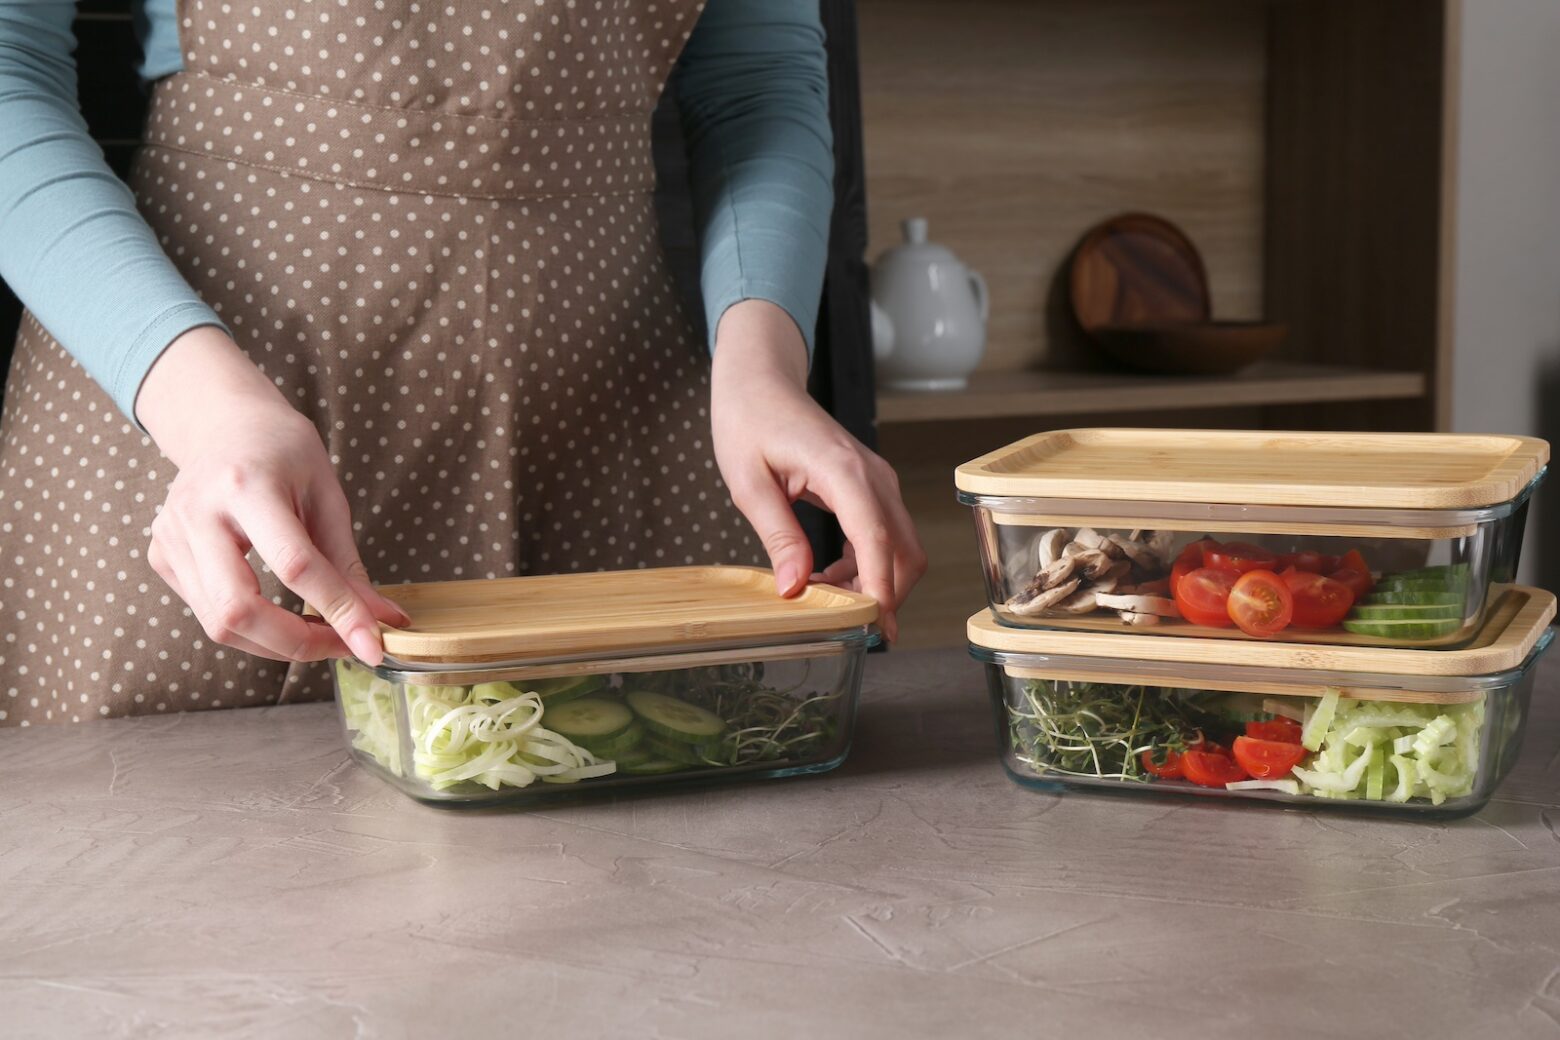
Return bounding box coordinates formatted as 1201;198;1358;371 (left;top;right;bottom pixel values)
3;646;1558;1038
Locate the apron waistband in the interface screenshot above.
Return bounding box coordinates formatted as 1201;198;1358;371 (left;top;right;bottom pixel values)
144;72;658;200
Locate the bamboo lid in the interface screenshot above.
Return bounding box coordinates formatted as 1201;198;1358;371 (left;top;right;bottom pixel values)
376;566;878;664
955;428;1549;509
967;585;1555;678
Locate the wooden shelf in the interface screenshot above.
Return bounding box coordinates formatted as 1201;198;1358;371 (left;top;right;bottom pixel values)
875;362;1426;425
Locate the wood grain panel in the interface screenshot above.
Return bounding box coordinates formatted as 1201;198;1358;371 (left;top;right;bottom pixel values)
857;0;1267;374
1265;0;1452;432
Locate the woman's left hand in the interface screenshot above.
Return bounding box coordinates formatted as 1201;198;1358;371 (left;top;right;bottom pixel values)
711;300;926;642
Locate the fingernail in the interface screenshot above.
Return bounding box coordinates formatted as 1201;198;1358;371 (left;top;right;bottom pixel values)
347;626;383;666
775;562;802;595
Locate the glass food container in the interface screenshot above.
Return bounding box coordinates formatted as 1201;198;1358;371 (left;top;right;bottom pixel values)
956;429;1548;648
331;566;879;805
968;585;1555;818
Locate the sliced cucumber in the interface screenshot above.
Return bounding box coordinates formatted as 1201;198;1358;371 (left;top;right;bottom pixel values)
625;690;727;742
619;757;688;776
1383;563;1470;580
1362;590;1463;607
643;731;720;766
577;720;645;758
527;674;609;706
544;697;634;741
609;745;655;768
1348;603;1463;621
1341;617;1463;639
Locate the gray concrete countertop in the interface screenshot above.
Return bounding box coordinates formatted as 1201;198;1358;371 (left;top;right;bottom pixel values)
3;646;1559;1039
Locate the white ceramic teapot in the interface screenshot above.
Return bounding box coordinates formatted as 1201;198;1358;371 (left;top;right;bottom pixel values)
869;217;989;391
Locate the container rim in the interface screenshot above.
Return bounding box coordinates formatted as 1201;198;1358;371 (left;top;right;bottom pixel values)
370;624;882;681
956;467;1546;528
968;625;1554;694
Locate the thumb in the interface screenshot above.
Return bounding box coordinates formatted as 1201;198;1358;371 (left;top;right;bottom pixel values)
732;475;815;597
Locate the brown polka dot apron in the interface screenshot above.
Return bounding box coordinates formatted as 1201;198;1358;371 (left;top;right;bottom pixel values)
0;0;760;725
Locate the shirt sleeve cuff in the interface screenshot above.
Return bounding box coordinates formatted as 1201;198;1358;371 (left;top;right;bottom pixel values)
110;301;230;430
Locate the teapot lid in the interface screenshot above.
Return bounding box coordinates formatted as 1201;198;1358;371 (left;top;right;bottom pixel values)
901;217;929;244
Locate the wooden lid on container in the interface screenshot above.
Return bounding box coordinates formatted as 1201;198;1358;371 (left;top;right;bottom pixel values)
967;585;1556;678
955;428;1549;509
376;566;878;664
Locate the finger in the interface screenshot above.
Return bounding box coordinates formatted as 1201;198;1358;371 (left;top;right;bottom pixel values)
236;498;385;664
819;475;898;641
812;543;858;586
232;491;389;664
185;516;351;662
869;468;927;612
308;485;411;628
155;518;313;661
729;472;814;597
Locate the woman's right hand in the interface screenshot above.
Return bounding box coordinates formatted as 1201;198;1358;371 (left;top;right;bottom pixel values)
135;326;408;665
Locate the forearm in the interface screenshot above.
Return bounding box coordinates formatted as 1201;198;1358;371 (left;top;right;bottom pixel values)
673;0;835;359
0;2;225;422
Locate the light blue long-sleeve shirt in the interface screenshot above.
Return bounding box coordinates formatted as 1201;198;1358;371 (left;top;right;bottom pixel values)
0;0;833;422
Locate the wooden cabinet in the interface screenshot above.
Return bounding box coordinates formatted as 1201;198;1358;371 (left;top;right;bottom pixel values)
856;0;1460;647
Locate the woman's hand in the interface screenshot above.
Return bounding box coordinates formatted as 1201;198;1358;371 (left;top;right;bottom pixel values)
135;326;408;665
711;300;925;642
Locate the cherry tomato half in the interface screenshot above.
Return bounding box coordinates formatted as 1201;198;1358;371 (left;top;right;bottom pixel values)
1276;550;1339;574
1170;538;1220;596
1246;718;1303;743
1140;748;1185;779
1204;541;1279;574
1232;736;1307;780
1227;569;1294;637
1333;549;1374;594
1329;568;1373;599
1173;567;1238;628
1280;567;1355;628
1181;749;1249;787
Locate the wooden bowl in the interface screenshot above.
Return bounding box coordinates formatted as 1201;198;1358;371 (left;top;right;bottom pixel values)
1089;321;1287;375
1069;213;1211;331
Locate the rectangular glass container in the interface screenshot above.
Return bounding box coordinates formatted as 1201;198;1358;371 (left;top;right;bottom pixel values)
967;586;1555;818
957;429;1548;648
330;566;879;805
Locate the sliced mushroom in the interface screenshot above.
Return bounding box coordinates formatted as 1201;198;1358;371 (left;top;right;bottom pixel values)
1108;533;1162;569
1036;528;1069;570
1146;530;1174;559
1071;547;1116;580
1035;552;1080;590
1119;610;1162;627
1090;560;1133;593
1073;527;1112;553
1132;578;1171;597
1093;593;1181;618
1049;586;1100;614
1007;576;1083;616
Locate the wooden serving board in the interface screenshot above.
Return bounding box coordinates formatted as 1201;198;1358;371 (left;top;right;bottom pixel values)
968;586;1555;678
956;428;1550;509
377;566;878;664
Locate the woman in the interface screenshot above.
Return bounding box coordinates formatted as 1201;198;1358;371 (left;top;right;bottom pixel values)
0;0;924;724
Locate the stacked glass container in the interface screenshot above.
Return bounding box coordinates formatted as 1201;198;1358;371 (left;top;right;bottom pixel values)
959;429;1552;816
